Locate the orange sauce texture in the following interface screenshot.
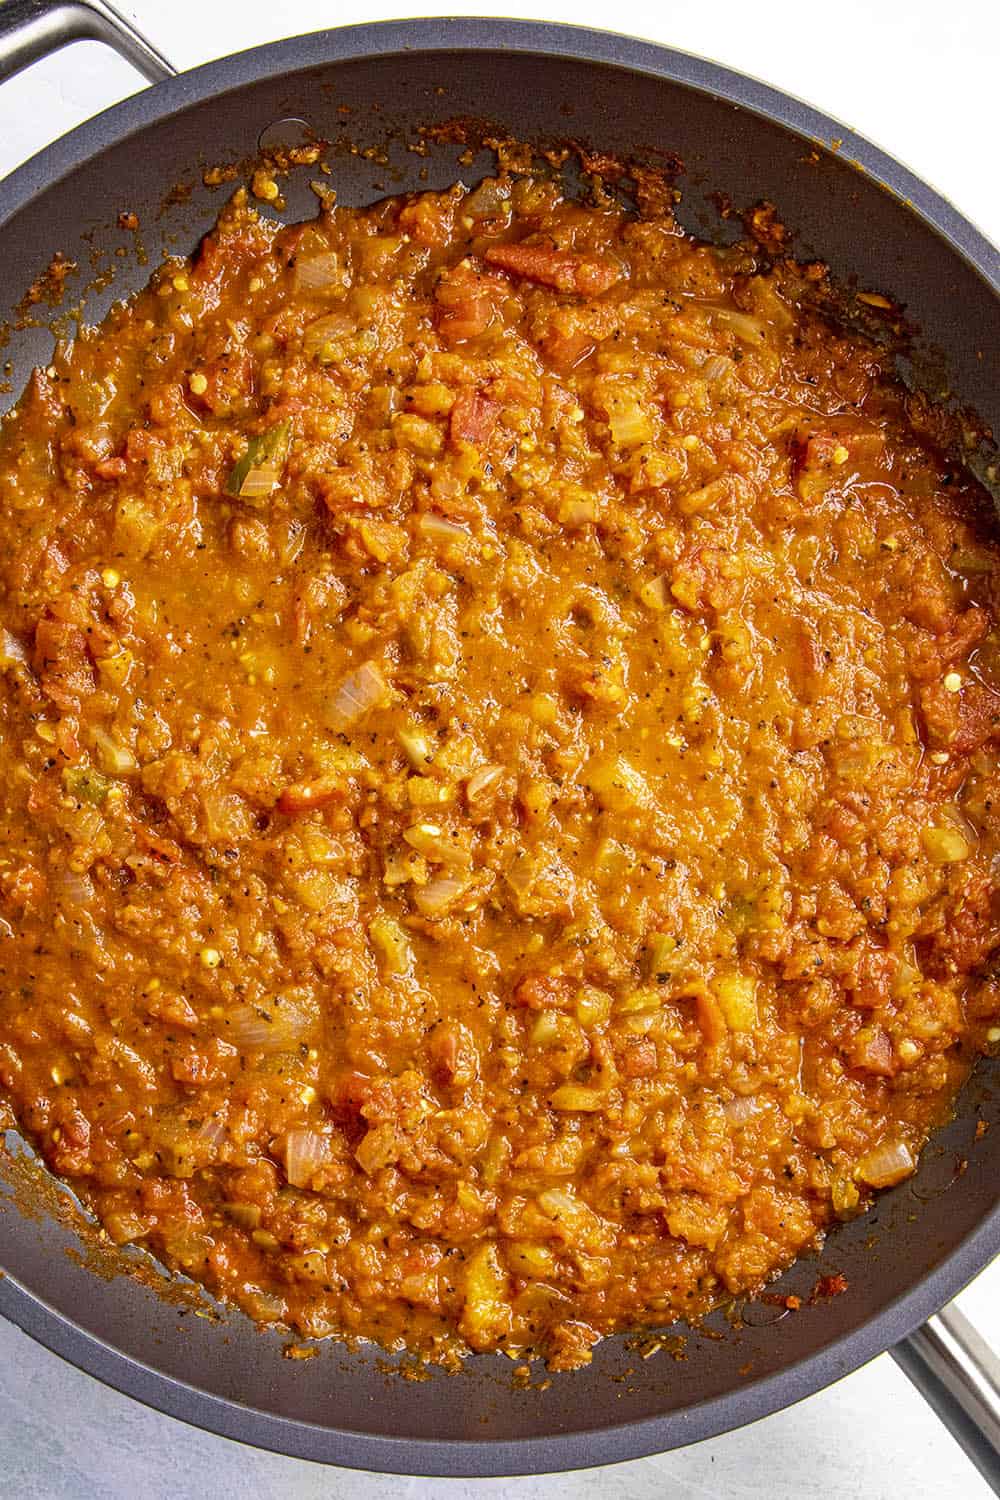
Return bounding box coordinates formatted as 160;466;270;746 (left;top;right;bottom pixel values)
0;176;998;1368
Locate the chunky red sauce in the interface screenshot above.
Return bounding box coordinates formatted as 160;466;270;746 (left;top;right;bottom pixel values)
1;174;998;1368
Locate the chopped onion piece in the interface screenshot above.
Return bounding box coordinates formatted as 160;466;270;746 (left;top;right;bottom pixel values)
559;495;598;528
531;1010;562;1046
503;850;535;897
417;512;471;545
241;1289;285;1322
0;628;28;668
857;1137;915;1188
710;307;767;344
550;1084;603;1112
162;1226;211;1262
702;354;735;383
722;1094;762;1126
464;177;512;218
107;1038;157;1088
225;1202;261;1230
227;422;290;503
104;1211;151;1245
237;465;281;500
194;1114;228;1152
638;574;670;612
466;764;504;804
403;821;470;866
293;252;340;292
53;866;95;909
748;278;795;330
585;755;653;813
413;872;471;917
831;1175;860;1216
93;727;138;775
397;725;434;769
369;914;414;975
325;661;391;732
605;390;653;448
537;1187;581;1222
284;1128;334;1187
922;824;970;864
714;973;758;1031
223;1002;312;1053
304;311;354;361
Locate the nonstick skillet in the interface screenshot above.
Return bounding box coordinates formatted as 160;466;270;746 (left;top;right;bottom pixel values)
0;2;999;1483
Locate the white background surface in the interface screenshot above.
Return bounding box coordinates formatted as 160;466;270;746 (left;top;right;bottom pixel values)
0;2;998;1496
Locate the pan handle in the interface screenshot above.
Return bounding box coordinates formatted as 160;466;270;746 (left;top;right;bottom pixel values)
893;1304;1000;1495
0;0;174;86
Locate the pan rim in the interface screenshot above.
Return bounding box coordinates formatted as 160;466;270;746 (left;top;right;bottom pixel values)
1;16;998;279
0;14;998;1476
2;1202;998;1475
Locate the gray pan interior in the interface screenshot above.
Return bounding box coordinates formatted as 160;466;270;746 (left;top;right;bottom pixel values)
0;18;998;1478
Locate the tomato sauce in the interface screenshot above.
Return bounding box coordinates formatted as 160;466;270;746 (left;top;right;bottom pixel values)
1;174;998;1368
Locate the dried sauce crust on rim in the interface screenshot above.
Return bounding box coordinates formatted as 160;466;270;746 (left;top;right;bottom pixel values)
1;172;999;1371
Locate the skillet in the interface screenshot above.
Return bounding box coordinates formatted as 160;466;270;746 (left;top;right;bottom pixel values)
0;2;999;1481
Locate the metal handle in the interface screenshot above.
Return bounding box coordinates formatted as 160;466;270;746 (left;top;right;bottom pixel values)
0;0;174;86
893;1304;1000;1494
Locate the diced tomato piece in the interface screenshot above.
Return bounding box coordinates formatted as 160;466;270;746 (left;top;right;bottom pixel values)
540;323;596;369
791;427;885;503
146;991;199;1030
846;947;898;1009
191;228;267;292
920;679;1000;755
920;872;1000;978
32;617;94;711
192;234;225;285
850;1025;896;1076
511;973;572;1009
326;1070;374;1141
794;433;840;473
485;242;620;295
670;544;742;614
48;1106;92;1176
94;456;128;481
449;389;500;449
793;623;828;702
124;426;169;466
398;193;456;247
695;991;728;1047
187;349;254;417
937;607;989;664
427;1022;479;1087
909;605;989;683
434;264;508;344
792;429;885;474
26;780;57;816
619;1036;658;1077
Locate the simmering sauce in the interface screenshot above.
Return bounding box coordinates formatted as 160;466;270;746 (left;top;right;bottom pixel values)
1;175;998;1367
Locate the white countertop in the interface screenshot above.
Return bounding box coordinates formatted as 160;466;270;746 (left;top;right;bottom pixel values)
0;2;997;1495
